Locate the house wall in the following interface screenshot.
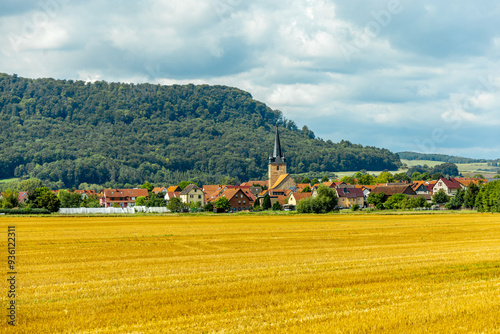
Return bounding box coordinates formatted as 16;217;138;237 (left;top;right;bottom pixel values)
228;191;251;210
433;180;460;196
338;197;364;208
182;189;205;204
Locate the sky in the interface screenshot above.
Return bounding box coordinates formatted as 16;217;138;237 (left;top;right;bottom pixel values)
1;0;500;159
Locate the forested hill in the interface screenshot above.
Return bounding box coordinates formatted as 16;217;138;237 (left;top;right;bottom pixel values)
0;73;401;189
398;152;494;164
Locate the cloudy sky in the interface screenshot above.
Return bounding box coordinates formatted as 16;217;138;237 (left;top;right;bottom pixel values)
1;0;499;159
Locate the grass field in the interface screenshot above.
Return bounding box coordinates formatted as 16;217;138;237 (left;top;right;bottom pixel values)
1;213;500;333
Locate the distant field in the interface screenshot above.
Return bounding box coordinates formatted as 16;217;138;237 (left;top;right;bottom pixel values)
401;159;498;176
0;177;17;184
2;214;500;333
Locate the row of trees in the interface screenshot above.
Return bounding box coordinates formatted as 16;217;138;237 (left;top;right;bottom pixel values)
365;183;482;211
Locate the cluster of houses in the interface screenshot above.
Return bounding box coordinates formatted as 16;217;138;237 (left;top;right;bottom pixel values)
2;128;490;211
94;128;487;211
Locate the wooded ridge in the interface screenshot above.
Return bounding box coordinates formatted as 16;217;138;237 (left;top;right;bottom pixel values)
0;73;401;188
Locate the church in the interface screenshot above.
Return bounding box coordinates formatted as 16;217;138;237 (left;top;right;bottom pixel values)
268;127;297;190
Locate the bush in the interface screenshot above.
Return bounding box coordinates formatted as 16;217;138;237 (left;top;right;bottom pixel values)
0;208;51;215
351;204;360;211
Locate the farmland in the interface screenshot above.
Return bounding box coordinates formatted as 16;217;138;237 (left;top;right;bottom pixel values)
1;213;500;333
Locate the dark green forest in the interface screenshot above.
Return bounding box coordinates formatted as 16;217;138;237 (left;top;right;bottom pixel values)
398;151;497;164
0;73;401;189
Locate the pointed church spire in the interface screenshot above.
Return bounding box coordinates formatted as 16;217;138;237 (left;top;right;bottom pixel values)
269;126;286;164
273;126;282;158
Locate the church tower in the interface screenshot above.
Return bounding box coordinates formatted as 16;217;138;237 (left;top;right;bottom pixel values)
268;126;287;189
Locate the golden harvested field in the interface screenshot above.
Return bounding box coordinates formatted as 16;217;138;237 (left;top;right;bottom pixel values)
1;213;500;333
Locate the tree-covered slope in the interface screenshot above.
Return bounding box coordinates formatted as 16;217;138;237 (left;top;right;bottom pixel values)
398;151;493;164
0;73;401;188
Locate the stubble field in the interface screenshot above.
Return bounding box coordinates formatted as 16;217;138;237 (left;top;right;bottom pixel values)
1;213;500;333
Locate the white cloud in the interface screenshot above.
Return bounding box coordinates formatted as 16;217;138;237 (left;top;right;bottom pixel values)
1;0;500;158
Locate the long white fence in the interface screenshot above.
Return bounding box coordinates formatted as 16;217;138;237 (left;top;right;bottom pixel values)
59;207;169;214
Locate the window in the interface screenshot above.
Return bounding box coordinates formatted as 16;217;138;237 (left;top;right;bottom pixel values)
190;195;193;198
238;200;241;204
198;195;201;199
243;201;246;204
240;194;243;198
277;166;279;171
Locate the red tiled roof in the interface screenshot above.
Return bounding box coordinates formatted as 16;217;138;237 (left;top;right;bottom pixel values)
166;185;181;192
438;178;463;190
103;189;148;199
290;192;312;201
371;185;416;196
336;187;364;198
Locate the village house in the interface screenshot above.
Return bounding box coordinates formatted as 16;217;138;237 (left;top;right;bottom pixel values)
74;189;97;198
288;192;312;206
100;188;149;208
220;188;253;211
432;178;464;196
179;184;205;205
164;191;181;205
152;187;167;195
411;181;432;194
335;187;365;208
370;184;417;202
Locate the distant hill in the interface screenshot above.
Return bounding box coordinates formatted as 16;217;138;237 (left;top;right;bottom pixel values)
0;73;401;188
398;152;496;164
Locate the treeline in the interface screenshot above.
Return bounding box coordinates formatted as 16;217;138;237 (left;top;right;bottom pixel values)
398;151;492;164
0;73;401;188
476;181;500;212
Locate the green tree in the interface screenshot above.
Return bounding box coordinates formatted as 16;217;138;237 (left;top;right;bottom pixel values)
340;176;356;184
141;181;154;192
37;189;60;212
432;189;450;205
375;172;394;184
301;186;311;193
393;172;410;182
311;178;319;186
135;196;147;206
178;181;196;190
445;189;465;210
411;172;422;181
410;196;431;209
272;201;281;211
367;192;386;209
357;174;375;185
474;174;485;179
321;176;329;183
17;178;45;192
58;190;82;208
464;183;480;208
432;172;444;180
297;185;337;213
1;189;19;208
262;194;272;210
81;194;101;208
253;197;260;209
301;177;311;184
146;193;166;207
421;172;431;181
220;176;238;185
384;194;408;210
215;196;230;211
167;197;184;212
203;202;214;212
